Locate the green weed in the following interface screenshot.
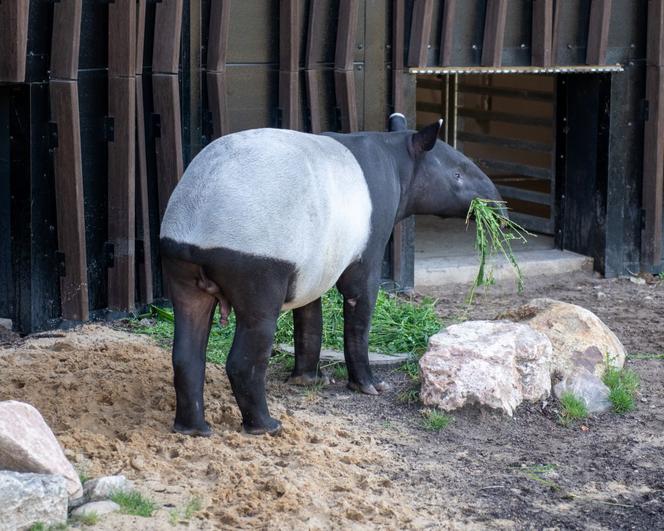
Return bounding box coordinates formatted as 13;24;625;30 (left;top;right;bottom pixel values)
628;352;664;361
110;490;157;517
330;363;348;381
169;497;202;525
400;357;421;382
520;464;561;491
28;524;67;531
72;512;99;526
397;388;420;404
558;392;588;426
603;366;640;413
421;409;452;431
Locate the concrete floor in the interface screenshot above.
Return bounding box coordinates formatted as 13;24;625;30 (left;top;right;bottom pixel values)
414;216;592;287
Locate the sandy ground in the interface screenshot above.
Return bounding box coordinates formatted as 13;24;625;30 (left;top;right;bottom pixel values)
0;271;663;529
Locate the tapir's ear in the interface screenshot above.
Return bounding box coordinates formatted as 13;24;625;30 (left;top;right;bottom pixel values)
409;119;443;156
388;112;408;132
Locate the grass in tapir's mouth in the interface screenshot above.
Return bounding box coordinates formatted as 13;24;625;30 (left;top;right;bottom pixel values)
465;198;531;305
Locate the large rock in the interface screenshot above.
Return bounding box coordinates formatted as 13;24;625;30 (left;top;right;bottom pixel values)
0;471;68;531
554;367;612;414
0;401;82;498
419;321;552;415
501;298;626;378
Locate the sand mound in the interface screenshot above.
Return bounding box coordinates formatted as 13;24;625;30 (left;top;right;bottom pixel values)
0;325;435;529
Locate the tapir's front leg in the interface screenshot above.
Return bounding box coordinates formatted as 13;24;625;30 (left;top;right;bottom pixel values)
288;298;330;385
336;264;388;395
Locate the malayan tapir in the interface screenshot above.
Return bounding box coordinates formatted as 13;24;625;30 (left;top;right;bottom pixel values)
159;113;504;436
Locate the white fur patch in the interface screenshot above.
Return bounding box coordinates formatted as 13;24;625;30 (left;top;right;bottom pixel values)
161;128;372;309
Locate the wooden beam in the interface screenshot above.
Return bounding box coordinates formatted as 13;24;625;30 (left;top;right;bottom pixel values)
109;0;137;77
279;0;300;129
49;80;89;321
334;69;358;132
305;0;323;132
206;71;230;138
481;0;508;66
335;0;359;132
207;0;231;73
586;0;612;65
531;0;553;67
51;0;82;80
153;74;184;220
153;0;184;74
439;0;457;66
407;0;433;67
136;0;147;75
0;0;29;82
393;0;406;112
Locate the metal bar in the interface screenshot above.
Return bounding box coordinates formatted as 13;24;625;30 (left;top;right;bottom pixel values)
153;0;184;74
407;0;434;67
457;130;552;152
481;0;508;66
439;0;457;66
279;0;300;129
51;0;82;80
475;158;552;180
531;0;553;67
0;0;29;82
457;83;554;101
586;0;612;65
496;184;552;206
458;107;552;127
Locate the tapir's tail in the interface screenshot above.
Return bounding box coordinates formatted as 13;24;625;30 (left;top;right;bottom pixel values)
196;268;232;326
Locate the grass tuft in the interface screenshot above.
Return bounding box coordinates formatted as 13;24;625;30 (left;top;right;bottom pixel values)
558;392;588;426
73;512;99;526
465;198;531;304
169;497;202;525
110;490;157;517
397;388;420;404
420;408;452;431
603;366;640;413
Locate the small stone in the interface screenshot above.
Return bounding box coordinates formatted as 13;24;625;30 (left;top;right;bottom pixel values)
0;401;82;498
130;455;145;471
0;471;68;530
83;475;132;502
71;500;121;518
629;276;646;285
554;367;612;413
596;292;607;300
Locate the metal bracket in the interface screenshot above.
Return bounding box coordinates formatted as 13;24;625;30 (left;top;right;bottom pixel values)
48;121;59;149
104;116;115;142
104;242;115;268
56;251;66;277
151;113;161;138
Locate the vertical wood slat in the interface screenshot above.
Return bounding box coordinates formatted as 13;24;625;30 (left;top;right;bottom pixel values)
154;74;184;220
108;77;137;311
642;0;664;267
551;0;562;64
531;0;553;67
439;0;457;66
393;0;406;113
0;0;29;82
407;0;434;67
279;0;300;129
207;0;231;137
335;0;359;132
51;0;83;80
481;0;508;66
136;0;147;75
586;0;612;65
153;0;184;74
305;0;323;132
50;81;90;321
109;0;137;77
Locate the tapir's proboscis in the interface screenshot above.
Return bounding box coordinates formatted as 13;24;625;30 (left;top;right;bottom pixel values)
159;114;504;436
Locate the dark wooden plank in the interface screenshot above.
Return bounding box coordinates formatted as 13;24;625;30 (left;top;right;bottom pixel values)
109;0;137;77
496;184;552;205
335;0;359;70
108;76;136;311
586;0;612;65
457;130;552;152
51;0;82;80
458;107;552;127
439;0;457;66
647;0;664;66
363;0;389;131
475;158;552;180
305;70;322;132
153;73;184;220
135;77;153;304
206;71;230;138
207;0;231;72
458;83;553;101
392;0;406;112
481;0;508;66
136;0;146;75
407;0;434;67
279;0;300;129
153;0;184;74
531;0;553;66
0;0;30;82
334;69;358;132
49;80;89;321
305;0;323;132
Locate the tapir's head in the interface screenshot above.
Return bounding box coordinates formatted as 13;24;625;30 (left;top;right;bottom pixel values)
389;113;506;219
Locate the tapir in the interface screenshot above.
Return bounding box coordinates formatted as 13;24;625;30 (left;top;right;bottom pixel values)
159;113;503;436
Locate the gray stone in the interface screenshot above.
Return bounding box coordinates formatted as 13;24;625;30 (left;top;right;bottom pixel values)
83;475;132;502
0;471;68;531
0;401;82;498
71;500;121;518
554;367;612;414
0;318;12;331
419;321;552;415
277;344;409;366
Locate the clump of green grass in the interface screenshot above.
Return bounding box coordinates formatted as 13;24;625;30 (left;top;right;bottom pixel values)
558;391;588;426
169;497;202;525
110;490;157;517
397;387;420;404
603;366;640;413
28;524;67;531
520;463;561;491
420;408;452;431
466;198;531;304
135;289;441;366
72;512;99;527
628;352;664;360
328;362;348;381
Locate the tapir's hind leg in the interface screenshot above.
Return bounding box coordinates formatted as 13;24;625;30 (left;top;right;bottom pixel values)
163;257;217;436
288;298;329;386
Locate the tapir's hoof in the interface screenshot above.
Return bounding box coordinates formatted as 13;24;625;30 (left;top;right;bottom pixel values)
242;419;283;437
172;421;213;437
287;372;331;386
347;380;390;395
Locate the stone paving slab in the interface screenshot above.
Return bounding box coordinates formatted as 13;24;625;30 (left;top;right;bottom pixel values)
277;344;410;366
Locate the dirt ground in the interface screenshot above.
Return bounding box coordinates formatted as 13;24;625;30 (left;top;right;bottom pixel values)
0;271;663;530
